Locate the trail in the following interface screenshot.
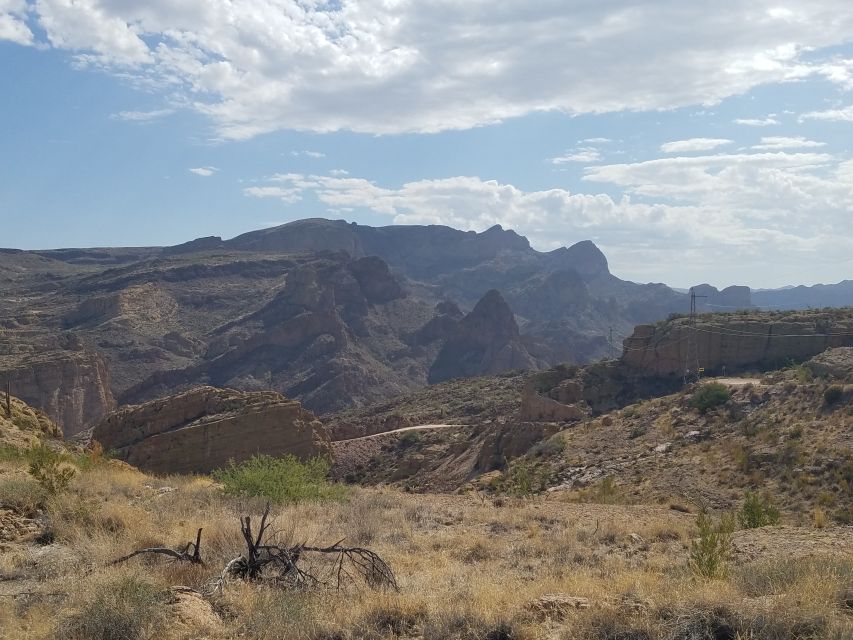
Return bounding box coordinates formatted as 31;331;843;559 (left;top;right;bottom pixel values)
333;423;464;443
707;377;763;386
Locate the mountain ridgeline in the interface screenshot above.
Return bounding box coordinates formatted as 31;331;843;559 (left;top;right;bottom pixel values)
1;217;851;435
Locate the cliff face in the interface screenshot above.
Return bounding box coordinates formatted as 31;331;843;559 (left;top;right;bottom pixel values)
92;386;331;475
621;310;853;376
429;290;542;383
4;351;116;436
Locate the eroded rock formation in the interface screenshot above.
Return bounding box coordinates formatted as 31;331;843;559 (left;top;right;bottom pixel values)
4;351;115;436
92;386;331;474
621;311;853;377
429;290;543;383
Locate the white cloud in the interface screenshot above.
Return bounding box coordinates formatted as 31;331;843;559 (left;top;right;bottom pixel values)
579;137;612;144
6;1;853;137
291;150;326;159
800;104;853;122
243;151;853;285
734;116;780;126
550;148;601;164
243;185;302;203
0;0;32;45
751;136;826;150
189;166;218;177
329;169;349;176
660;138;732;153
111;108;174;122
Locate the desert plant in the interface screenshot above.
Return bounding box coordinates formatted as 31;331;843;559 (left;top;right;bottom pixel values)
689;510;735;578
690;382;731;414
0;475;47;515
504;459;548;497
27;444;76;495
824;385;843;406
212;454;347;504
58;575;168;640
738;491;780;528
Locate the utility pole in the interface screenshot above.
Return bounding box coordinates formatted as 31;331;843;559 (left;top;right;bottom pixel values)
608;326;615;356
5;380;10;418
683;288;707;385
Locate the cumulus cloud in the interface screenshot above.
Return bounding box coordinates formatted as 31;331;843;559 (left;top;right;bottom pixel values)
660;138;732;153
751;136;826;150
6;1;853;137
734;116;780;126
243;148;853;285
0;0;32;45
189;166;218;177
291;150;326;159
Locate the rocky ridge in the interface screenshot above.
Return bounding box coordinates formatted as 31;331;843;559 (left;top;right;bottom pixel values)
91;386;331;474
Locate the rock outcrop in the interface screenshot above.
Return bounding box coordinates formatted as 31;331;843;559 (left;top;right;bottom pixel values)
0;394;62;449
621;310;853;377
94;387;331;474
428;290;542;383
92;386;331;474
805;347;853;380
4;351;115;436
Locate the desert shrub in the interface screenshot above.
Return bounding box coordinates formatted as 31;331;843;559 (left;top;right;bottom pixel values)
738;491;780;529
27;444;76;495
690;383;731;414
397;431;421;449
596;475;621;504
823;385;843;406
689;510;735;578
735;556;853;597
504;459;549;497
529;435;566;457
213;454;347;504
0;475;47;515
58;575;167;640
423;608;519;640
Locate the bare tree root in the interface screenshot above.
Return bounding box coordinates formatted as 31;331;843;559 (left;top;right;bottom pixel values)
210;503;398;594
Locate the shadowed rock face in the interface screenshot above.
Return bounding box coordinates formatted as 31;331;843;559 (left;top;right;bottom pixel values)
92;386;331;474
429;290;542;383
621;311;853;376
4;351;115;436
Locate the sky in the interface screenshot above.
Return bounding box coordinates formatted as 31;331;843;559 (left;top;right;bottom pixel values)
1;1;853;289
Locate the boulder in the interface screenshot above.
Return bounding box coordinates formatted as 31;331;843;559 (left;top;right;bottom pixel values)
92;386;331;474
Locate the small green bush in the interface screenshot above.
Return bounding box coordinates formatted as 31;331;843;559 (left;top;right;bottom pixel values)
689;510;735;579
690;383;731;414
0;475;47;515
823;385;843;406
27;444;76;495
738;491;780;529
212;454;347;504
58;576;167;640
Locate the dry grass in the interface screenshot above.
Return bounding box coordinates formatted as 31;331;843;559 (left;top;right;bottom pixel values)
0;457;850;640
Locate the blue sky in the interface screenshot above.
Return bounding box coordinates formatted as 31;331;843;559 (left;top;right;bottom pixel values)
1;1;853;288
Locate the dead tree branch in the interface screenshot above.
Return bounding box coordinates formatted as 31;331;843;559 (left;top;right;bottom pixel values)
111;528;204;566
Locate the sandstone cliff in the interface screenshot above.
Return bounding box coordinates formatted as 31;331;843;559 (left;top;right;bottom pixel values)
92;386;331;474
3;351;115;436
429;290;543;383
621;310;853;377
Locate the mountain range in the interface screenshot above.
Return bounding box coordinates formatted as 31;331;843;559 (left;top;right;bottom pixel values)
1;217;850;436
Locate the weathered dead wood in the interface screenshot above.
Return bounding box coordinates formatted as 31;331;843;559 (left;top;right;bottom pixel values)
111;528;204;566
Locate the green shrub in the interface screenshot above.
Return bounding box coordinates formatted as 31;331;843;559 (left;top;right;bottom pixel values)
824;385;843;406
689;510;735;579
504;459;549;497
212;454;347;504
738;491;780;529
690;383;731;414
58;576;167;640
0;475;47;515
27;444;76;495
